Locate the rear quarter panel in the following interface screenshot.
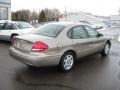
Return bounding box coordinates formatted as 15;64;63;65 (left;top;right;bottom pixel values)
55;25;75;56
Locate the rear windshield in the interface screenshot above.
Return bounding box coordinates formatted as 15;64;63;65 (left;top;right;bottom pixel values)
15;22;34;29
33;24;65;37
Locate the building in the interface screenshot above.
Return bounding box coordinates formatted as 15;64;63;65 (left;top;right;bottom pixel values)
59;12;104;24
59;12;107;28
0;0;11;20
109;15;120;26
108;8;120;26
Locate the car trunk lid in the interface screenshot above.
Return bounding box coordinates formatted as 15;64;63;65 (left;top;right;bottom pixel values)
13;34;56;52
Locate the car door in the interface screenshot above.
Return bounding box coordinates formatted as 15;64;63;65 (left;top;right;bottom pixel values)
83;25;105;54
0;23;17;41
71;25;93;58
0;23;5;40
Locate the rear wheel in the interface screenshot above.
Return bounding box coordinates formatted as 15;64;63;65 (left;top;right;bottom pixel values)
101;42;110;56
11;34;18;42
59;52;75;72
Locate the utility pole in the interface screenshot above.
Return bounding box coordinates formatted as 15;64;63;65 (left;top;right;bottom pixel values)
119;8;120;15
18;10;21;21
64;7;67;21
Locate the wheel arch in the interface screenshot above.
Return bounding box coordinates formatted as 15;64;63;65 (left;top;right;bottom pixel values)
64;50;76;57
60;49;77;61
59;49;76;72
11;33;19;39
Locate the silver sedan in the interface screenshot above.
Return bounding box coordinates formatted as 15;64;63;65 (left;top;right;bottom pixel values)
9;22;111;72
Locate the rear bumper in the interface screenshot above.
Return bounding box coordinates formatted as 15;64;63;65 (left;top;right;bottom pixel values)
9;47;61;67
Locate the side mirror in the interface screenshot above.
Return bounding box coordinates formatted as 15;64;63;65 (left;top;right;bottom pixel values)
97;33;103;37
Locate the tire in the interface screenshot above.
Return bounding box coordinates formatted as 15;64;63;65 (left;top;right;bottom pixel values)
59;52;75;72
101;42;110;56
28;65;38;69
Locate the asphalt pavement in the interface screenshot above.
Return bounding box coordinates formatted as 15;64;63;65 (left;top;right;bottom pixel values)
0;27;120;90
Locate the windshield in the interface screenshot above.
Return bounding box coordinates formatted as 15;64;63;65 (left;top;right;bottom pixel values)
15;22;34;29
33;24;65;37
79;21;92;25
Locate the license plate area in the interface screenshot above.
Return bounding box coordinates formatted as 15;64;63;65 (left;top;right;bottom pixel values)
14;39;32;51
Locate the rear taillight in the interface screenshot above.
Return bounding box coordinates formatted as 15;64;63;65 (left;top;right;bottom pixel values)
32;41;48;51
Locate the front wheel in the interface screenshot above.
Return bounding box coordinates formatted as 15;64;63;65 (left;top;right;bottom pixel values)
101;42;110;56
59;52;75;72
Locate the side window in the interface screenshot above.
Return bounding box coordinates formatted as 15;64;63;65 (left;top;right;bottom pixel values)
72;26;88;39
3;23;17;30
11;24;17;30
3;23;12;30
0;23;4;30
84;25;98;38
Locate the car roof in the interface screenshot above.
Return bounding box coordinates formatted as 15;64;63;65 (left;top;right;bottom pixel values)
48;22;88;27
0;21;89;27
0;20;11;23
0;20;28;24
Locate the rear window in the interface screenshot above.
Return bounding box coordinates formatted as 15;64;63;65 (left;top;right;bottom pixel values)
33;24;65;37
15;22;34;29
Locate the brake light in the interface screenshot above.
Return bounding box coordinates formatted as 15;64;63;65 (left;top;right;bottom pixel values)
32;41;48;51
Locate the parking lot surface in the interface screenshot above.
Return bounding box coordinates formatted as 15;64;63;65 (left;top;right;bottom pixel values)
0;27;120;90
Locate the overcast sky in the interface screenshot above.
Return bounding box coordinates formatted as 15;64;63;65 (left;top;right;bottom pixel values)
11;0;120;16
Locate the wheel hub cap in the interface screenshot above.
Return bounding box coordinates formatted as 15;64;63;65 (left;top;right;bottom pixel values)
63;54;73;70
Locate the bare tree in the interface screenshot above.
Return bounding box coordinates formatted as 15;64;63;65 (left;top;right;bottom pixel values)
44;8;60;21
30;11;38;21
11;8;61;22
